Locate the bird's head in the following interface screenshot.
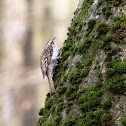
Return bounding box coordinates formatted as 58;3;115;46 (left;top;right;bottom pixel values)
49;37;56;47
51;37;56;41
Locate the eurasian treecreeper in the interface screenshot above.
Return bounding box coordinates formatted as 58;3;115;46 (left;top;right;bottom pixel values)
40;37;60;92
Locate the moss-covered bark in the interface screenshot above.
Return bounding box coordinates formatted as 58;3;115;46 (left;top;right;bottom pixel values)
37;0;126;126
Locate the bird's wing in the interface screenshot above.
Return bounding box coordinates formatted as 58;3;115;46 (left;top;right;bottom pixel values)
40;62;47;78
40;42;54;78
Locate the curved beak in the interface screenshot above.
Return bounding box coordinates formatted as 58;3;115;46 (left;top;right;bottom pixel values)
52;37;56;41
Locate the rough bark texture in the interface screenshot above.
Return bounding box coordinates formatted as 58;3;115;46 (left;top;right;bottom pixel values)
37;0;126;126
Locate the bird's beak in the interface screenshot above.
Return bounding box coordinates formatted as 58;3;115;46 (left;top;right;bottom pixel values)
52;37;56;41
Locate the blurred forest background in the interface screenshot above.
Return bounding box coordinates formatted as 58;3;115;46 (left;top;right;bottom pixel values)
0;0;78;126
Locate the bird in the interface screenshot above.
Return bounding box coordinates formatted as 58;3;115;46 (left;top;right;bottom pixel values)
40;37;60;92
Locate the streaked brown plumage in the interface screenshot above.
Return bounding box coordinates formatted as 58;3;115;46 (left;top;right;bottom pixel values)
40;37;59;92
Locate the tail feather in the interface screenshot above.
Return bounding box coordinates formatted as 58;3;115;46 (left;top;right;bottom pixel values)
41;67;45;78
47;69;55;92
41;63;47;78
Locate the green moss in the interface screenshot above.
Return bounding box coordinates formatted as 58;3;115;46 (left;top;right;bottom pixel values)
97;72;102;78
57;81;64;86
67;101;74;106
53;71;62;82
114;55;122;62
114;20;121;30
68;27;78;35
68;67;90;85
97;11;102;15
114;16;121;21
106;62;113;68
78;37;93;54
113;15;126;43
97;0;104;7
123;39;126;44
50;105;56;113
87;86;97;91
106;68;115;77
63;62;68;70
107;47;120;57
103;98;112;108
96;60;99;64
68;70;82;85
101;113;112;125
105;55;112;62
96;82;103;87
76;35;81;40
81;69;90;77
88;19;96;29
103;45;111;50
57;98;63;103
97;22;110;36
61;51;70;62
56;102;64;112
84;37;93;45
121;116;126;126
108;76;126;94
78;87;86;96
81;39;99;63
88;0;94;4
106;48;120;61
63;75;68;82
75;61;84;69
102;4;112;18
114;62;126;73
76;0;89;30
39;108;45;116
97;65;101;70
78;110;112;126
45;98;53;110
57;86;67;94
113;31;125;43
70;44;79;57
45;121;54;126
79;86;102;112
114;57;122;63
53;58;69;82
37;117;45;126
105;47;120;62
69;38;93;57
114;0;123;6
64;39;74;51
53;115;62;125
65;85;78;100
84;59;92;67
62;118;75;126
103;35;113;43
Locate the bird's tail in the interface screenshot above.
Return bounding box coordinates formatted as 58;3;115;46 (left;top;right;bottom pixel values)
47;69;55;92
41;67;46;78
41;63;47;78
